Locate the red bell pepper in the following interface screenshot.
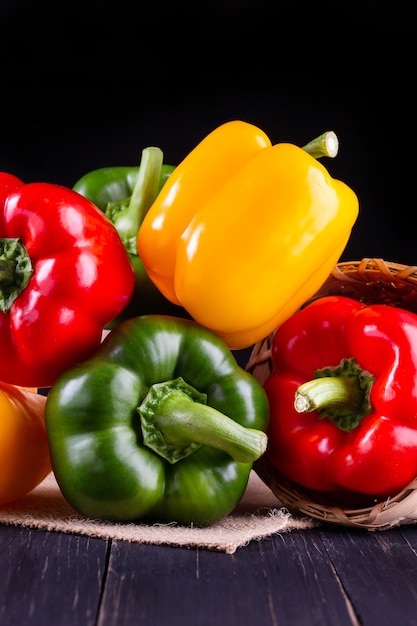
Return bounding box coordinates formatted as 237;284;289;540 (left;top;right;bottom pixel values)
263;295;417;505
0;172;135;387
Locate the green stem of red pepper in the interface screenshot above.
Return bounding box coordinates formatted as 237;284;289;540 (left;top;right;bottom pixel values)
0;238;33;313
294;358;375;432
138;376;268;464
106;147;163;255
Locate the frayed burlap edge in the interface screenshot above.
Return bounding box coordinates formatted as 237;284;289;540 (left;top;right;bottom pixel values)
0;471;315;554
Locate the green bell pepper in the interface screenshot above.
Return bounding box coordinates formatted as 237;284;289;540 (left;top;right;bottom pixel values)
73;149;186;326
72;161;174;214
45;315;269;527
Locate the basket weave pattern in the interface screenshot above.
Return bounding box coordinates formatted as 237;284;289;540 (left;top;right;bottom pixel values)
246;258;417;530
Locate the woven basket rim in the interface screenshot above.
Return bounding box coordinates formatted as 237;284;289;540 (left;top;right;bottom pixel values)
247;258;417;530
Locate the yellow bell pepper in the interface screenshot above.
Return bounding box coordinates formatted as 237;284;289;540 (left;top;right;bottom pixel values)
137;121;359;349
0;383;51;506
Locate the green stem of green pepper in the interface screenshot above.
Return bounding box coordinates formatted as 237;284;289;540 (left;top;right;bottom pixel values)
108;147;163;255
138;377;268;464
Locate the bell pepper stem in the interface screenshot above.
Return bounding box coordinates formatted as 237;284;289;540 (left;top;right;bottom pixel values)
107;146;164;254
0;238;33;313
294;358;375;432
302;131;339;159
138;377;268;464
295;376;363;413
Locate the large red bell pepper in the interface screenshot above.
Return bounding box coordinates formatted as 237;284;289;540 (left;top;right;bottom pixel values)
263;295;417;505
0;172;135;387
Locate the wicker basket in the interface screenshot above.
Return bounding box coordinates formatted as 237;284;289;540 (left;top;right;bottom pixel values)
246;258;417;530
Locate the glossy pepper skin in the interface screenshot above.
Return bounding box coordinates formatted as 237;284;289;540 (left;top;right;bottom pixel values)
0;383;51;506
73;152;186;326
0;172;135;387
263;295;417;505
137;121;359;349
45;315;269;526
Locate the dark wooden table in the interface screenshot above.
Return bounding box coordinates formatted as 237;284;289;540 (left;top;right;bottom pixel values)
1;521;417;625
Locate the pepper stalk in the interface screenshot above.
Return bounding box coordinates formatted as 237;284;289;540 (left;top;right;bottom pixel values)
105;146;164;255
138;377;268;464
302;131;339;159
294;358;375;432
0;238;34;313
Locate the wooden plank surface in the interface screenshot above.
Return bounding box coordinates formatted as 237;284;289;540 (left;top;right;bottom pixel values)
99;529;356;626
0;525;107;626
320;526;417;626
2;524;417;625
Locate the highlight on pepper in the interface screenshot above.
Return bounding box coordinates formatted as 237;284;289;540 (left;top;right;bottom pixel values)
137;120;359;349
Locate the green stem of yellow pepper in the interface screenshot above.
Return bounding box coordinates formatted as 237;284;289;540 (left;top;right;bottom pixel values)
302;131;339;159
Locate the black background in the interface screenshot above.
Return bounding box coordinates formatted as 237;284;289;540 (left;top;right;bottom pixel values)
1;1;414;264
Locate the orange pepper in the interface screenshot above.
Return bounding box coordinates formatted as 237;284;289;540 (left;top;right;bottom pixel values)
0;383;51;506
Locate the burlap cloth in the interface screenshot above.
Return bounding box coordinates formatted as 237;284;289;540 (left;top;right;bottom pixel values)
0;471;315;554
